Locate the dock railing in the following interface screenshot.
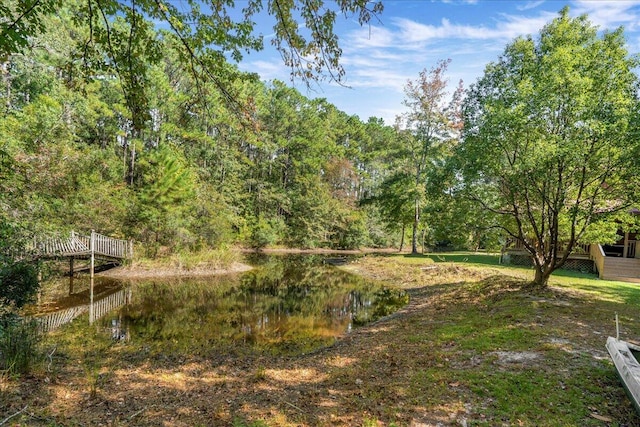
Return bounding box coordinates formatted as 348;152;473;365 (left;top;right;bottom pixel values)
32;230;132;260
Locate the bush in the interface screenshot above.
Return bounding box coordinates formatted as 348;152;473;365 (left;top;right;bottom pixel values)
0;314;41;375
249;216;285;248
331;210;368;250
0;260;40;308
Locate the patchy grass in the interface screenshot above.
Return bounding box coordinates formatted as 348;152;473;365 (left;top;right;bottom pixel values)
133;247;242;271
3;253;640;426
427;251;502;267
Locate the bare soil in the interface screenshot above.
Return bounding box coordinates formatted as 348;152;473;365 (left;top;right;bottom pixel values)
97;261;253;280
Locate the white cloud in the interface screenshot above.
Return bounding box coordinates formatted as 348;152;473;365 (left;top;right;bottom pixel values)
347;68;412;91
571;1;640;32
441;0;479;4
517;1;546;11
238;1;640;125
241;59;289;81
344;25;398;49
353;11;557;49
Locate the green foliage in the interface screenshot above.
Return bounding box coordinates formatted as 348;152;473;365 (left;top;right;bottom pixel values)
458;8;640;286
0;0;62;61
0;315;41;375
0;221;40;309
330;207;368;249
1;0;383;128
232;418;269;427
0;261;39;309
0;2;405;262
129;144;197;252
382;60;464;253
249;216;286;249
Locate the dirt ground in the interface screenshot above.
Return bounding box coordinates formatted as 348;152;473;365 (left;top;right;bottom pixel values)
2;254;639;426
97;261;254;280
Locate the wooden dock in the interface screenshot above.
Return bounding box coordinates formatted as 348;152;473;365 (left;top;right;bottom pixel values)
33;230;132;261
30;230;133;324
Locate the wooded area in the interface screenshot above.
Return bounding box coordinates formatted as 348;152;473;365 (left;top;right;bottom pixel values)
0;1;478;263
1;2;639;294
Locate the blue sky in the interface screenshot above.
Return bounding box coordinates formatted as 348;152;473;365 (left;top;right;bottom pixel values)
234;0;640;125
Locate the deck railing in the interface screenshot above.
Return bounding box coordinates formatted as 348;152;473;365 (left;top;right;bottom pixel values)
34;306;88;333
89;287;132;324
32;230;132;260
590;243;606;277
506;239;590;256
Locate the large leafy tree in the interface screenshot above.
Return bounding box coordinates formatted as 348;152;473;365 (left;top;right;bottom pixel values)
457;8;640;287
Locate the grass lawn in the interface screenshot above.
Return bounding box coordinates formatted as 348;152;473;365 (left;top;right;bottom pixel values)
3;252;640;426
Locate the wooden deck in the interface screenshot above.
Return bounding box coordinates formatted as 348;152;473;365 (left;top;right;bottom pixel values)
23;230;134;326
504;239;591;259
591;244;640;283
504;239;640;283
33;230;132;261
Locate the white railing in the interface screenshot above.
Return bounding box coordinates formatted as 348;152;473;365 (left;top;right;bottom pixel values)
89;287;132;324
92;231;131;259
34;306;88;333
506;238;590;256
32;230;132;260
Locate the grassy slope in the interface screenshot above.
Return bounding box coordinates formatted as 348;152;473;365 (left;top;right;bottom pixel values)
345;253;640;426
3;252;640;426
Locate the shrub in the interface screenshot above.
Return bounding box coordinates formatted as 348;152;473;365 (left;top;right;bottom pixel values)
250;216;285;248
0;314;42;375
0;260;40;308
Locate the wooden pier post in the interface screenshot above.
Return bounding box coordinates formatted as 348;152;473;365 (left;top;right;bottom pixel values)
623;232;630;258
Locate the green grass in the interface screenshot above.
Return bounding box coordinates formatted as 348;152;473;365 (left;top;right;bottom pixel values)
366;252;640;425
384;251;502;267
132;246;241;271
392;251;640;298
428;251;502;266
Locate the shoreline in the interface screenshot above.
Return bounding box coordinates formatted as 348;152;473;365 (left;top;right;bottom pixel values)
97;247;402;279
97;261;254;279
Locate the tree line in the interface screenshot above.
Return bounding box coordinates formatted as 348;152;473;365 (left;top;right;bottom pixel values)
0;2;638;295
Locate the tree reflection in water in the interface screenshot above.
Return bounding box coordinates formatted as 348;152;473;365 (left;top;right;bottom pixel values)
99;255;408;355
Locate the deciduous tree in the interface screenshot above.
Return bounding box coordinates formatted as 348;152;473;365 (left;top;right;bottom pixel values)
395;60;463;254
457;8;640;287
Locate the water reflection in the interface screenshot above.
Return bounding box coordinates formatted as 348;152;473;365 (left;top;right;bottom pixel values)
100;255;408;355
24;279;130;332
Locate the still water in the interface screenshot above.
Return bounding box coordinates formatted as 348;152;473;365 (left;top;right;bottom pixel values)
37;255;408;355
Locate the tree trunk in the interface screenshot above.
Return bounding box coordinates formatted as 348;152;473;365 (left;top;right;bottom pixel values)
411;198;419;254
129;141;136;186
2;61;11;112
399;224;405;252
532;264;552;288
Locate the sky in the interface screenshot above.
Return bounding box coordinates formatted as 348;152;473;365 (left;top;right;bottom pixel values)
234;0;640;125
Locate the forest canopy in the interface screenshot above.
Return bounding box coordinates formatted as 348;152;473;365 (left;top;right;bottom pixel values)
0;1;421;256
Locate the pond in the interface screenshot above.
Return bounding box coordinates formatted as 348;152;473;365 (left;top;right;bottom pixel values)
33;255;408;356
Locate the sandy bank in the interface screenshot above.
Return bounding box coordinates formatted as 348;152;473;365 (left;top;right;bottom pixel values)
97;261;253;279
